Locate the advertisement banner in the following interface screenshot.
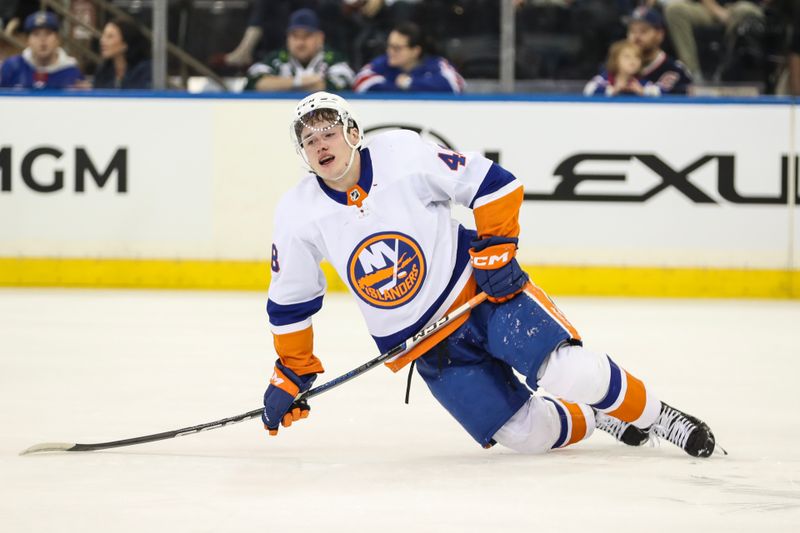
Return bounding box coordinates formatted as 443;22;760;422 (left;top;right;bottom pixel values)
0;97;214;257
0;94;796;295
354;100;794;269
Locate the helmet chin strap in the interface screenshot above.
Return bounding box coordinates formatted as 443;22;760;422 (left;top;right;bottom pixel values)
324;143;359;184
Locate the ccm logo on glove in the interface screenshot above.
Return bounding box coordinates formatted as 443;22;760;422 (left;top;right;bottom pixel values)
469;237;528;303
470;243;516;269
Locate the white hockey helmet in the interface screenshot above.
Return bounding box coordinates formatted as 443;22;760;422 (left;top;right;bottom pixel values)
289;91;364;160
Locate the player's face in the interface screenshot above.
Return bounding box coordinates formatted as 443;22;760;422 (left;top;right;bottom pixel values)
287;29;324;64
100;22;127;60
27;28;59;65
627;22;663;55
386;31;421;71
300;121;360;181
617;47;642;77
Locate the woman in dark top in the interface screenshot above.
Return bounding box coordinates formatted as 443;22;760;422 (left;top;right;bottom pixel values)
93;18;152;89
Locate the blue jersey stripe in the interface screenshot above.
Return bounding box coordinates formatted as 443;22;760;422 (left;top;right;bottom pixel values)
543;397;569;448
371;225;476;353
469;163;517;209
592;356;622;410
267;295;324;327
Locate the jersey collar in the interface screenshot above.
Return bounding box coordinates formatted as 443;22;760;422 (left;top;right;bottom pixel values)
315;148;373;206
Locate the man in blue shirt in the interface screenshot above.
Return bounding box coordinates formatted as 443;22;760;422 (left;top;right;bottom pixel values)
353;21;464;93
0;11;84;89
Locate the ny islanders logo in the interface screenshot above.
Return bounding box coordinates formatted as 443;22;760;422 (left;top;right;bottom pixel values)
347;232;426;308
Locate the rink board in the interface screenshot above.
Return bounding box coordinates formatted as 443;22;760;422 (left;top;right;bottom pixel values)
0;93;797;296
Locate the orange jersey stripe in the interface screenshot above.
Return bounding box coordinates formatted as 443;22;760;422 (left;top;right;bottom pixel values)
523;281;581;341
385;277;478;373
473;186;523;239
563;401;588;446
273;326;325;375
608;371;647;422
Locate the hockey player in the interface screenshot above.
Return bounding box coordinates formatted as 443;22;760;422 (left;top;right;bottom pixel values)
262;91;717;458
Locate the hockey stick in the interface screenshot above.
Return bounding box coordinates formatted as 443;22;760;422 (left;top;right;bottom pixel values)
20;291;488;455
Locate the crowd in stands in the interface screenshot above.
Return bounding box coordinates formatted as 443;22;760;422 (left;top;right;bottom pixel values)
0;0;798;95
0;8;151;90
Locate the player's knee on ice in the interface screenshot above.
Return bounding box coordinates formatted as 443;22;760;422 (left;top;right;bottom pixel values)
493;396;596;454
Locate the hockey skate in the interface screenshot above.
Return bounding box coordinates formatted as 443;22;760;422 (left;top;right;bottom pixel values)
594;411;649;446
648;402;716;458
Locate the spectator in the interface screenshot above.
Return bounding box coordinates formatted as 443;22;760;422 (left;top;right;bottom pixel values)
583;39;661;96
626;6;693;94
0;11;83;89
223;1;345;68
353;21;464;93
93;18;152;89
245;8;354;92
664;0;765;80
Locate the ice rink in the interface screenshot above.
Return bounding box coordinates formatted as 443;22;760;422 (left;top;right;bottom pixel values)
2;288;799;532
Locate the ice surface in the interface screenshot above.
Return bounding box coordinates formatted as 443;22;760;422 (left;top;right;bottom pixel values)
2;288;799;532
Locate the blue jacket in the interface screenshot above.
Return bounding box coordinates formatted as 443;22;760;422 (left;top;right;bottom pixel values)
354;55;464;93
0;48;83;89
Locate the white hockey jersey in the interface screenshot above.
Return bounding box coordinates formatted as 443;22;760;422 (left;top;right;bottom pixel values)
267;129;523;374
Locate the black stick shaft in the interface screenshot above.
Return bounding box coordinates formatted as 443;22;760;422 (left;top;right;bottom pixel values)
24;292;487;454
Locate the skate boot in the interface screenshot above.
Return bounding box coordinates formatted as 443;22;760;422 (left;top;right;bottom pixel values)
594;411;649;446
649;403;715;458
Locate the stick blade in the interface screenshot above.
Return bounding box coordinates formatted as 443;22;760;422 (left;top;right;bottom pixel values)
19;442;77;455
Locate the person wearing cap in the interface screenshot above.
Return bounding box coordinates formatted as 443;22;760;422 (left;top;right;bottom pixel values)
624;6;693;95
664;0;765;80
221;1;347;69
244;8;354;92
0;11;83;89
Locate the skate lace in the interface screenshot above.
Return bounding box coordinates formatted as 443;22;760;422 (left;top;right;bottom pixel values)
650;407;695;450
595;413;629;441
